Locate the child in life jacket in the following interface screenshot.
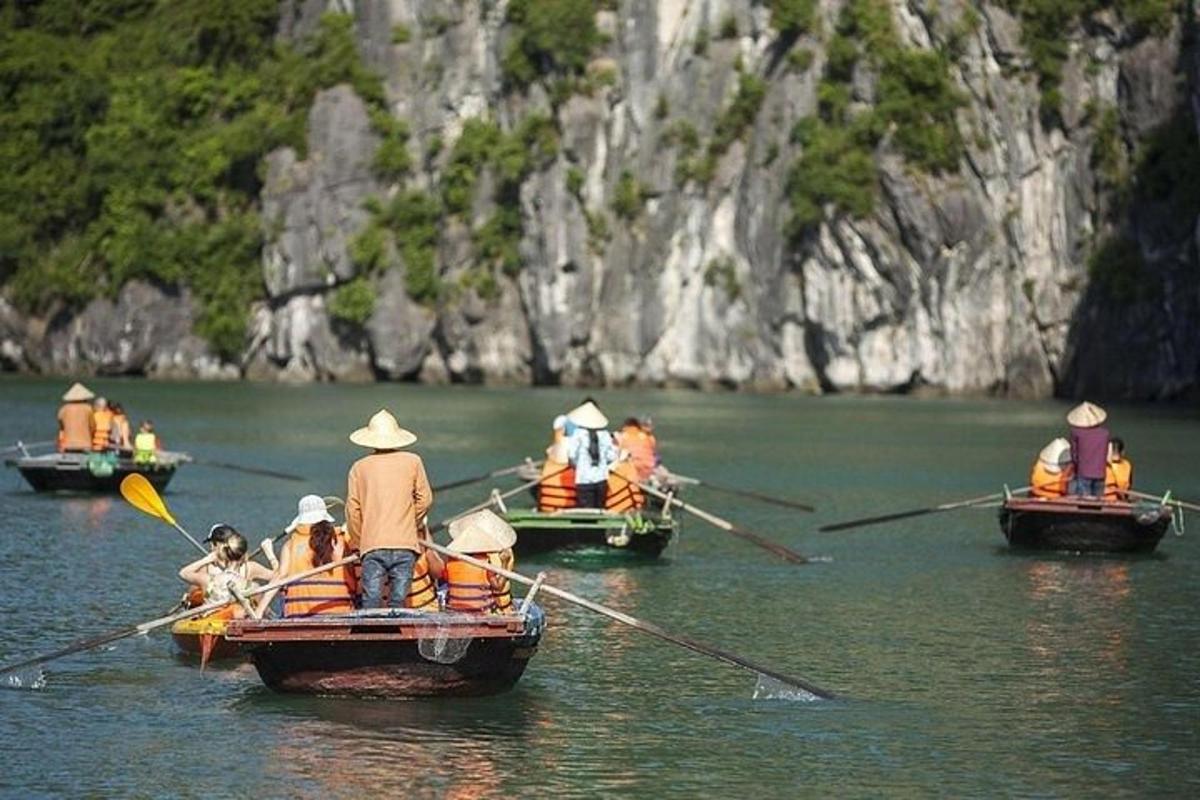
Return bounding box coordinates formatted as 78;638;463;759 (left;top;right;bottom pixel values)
179;527;275;618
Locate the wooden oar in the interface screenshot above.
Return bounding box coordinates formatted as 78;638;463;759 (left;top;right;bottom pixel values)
670;473;815;512
817;490;1014;533
609;470;811;564
191;458;305;482
433;459;542;493
419;537;833;699
120;474;206;553
0;554;359;679
1125;489;1200;513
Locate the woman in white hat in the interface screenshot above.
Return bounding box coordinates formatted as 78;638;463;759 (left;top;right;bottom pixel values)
345;409;432;609
444;510;516;614
255;496;356;618
565;400;617;509
1029;438;1074;498
1066;401;1110;498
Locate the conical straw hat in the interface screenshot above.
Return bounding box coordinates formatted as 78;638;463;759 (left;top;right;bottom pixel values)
567;401;608;430
448;509;517;553
349;409;417;449
1066;401;1107;428
62;382;95;402
1037;438;1072;474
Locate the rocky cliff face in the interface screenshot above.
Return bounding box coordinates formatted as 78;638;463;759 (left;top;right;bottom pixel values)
4;0;1197;400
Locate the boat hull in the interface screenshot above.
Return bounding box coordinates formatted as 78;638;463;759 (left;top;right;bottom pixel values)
226;608;544;698
171;613;241;667
998;497;1173;553
6;452;182;493
504;508;677;557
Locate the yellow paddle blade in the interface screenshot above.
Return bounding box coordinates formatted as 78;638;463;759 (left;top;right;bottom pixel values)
120;473;177;527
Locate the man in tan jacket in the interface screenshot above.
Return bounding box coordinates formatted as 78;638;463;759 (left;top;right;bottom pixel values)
57;382;96;452
345;409;433;609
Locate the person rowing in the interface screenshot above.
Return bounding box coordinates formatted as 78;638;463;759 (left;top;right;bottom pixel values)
178;526;275;619
255;496;357;618
565;400;617;509
345;409;433;610
57;382;95;453
1066;402;1110;498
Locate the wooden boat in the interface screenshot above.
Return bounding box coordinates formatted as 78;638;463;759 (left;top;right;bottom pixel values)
998;495;1176;553
224;605;545;698
4;449;188;493
171;612;241;668
503;507;677;557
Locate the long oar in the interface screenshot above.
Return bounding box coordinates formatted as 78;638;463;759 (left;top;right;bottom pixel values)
818;490;1015;533
671;473;815;512
120;474;206;553
1126;489;1200;513
419;537;833;699
0;554;359;679
191;458;305;483
433;459;542;493
611;471;811;565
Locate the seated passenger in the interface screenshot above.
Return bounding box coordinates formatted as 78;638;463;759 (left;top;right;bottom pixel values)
538;439;577;511
91;397;114;452
133;420;160;465
605;457;646;512
179;527;274;618
1030;438;1073;499
255;495;356;618
109;402;132;452
1104;437;1134;500
445;510;516;615
406;523;445;611
616;416;660;482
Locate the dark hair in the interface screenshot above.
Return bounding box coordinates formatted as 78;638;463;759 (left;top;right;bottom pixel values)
111;402;124;414
622;417;641;429
309;520;338;566
221;532;247;562
588;429;600;462
1111;437;1125;455
207;524;236;546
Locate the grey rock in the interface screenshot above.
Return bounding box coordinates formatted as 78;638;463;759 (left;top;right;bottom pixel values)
366;269;436;380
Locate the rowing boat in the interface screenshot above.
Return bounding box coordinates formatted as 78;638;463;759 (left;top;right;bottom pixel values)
997;496;1175;553
503;507;677;557
5;449;188;493
224;605;545;698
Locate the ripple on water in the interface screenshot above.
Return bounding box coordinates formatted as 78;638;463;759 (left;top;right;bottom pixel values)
2;668;46;691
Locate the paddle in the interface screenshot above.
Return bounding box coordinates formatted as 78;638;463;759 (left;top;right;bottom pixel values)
432;459;542;493
419;537;834;699
671;472;815;512
817;490;1014;533
609;470;812;565
120;474;206;554
1125;489;1200;513
0;554;359;679
191;458;305;482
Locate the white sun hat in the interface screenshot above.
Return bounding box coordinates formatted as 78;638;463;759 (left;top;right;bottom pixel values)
448;509;517;553
1037;438;1072;474
62;382;95;402
349;409;418;449
1066;401;1107;428
566;401;608;430
286;494;336;533
552;414;568;431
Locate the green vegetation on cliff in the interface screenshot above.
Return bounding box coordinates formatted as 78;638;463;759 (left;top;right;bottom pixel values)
0;3;384;357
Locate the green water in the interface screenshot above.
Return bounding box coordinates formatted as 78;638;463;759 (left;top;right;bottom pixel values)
1;377;1198;797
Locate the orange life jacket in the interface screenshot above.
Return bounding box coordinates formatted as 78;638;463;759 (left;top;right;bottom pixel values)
281;531;355;617
445;555;513;614
91;409;114;451
618;425;658;481
605;460;645;512
1104;458;1133;500
1030;461;1072;499
538;460;577;511
405;552;439;611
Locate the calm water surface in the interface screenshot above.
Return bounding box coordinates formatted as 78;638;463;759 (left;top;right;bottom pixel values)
1;377;1198;797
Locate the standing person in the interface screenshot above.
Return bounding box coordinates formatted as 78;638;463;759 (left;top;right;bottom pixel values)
57;383;95;452
91;396;114;452
1066;402;1110;498
566;400;617;509
345;409;433;610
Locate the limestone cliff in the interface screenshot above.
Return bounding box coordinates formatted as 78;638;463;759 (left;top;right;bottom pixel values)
3;0;1197;400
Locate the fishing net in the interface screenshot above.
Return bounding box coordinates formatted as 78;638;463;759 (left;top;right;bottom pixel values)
417;620;472;664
